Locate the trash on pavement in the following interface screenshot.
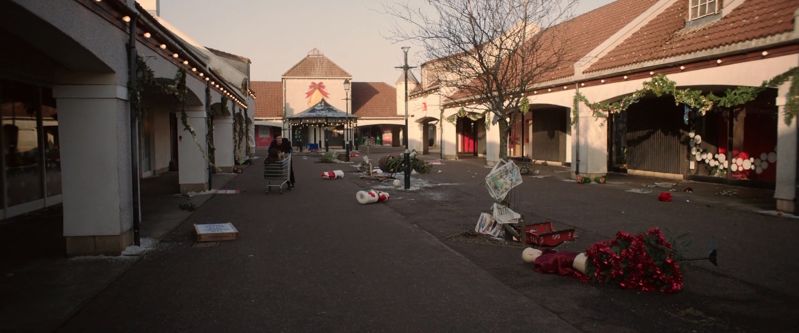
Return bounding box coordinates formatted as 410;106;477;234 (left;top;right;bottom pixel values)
194;223;239;242
485;159;522;201
356;189;390;204
523;222;576;246
658;192;673;202
321;170;344;179
474;212;503;238
492;203;521;224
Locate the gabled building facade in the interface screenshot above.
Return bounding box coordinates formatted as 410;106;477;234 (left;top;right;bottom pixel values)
403;0;799;212
253;49;403;150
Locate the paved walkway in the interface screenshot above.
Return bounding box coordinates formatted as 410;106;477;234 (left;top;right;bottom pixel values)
2;147;798;332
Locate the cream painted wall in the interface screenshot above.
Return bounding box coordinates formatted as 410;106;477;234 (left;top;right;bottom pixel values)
178;108;209;191
152;107;172;173
213;115;235;170
55;86;132;236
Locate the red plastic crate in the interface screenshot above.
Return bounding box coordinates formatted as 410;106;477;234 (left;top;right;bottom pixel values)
523;222;575;246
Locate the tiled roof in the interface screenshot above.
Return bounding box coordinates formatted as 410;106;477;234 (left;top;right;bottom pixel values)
352;82;398;118
587;0;799;73
283;48;352;78
446;0;657;101
251;81;283;118
537;0;658;81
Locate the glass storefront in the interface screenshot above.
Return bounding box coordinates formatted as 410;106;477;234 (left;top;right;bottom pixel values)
0;79;60;219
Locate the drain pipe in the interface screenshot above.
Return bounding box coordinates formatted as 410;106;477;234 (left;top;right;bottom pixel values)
127;14;141;246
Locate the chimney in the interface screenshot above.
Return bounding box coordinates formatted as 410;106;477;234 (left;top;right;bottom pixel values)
138;0;160;16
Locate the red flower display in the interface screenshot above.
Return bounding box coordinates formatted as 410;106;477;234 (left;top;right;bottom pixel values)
585;228;683;293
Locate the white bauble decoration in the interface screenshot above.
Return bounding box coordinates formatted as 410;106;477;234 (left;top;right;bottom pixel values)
691;148;697;155
743;159;752;170
718;154;726;162
768;152;777;163
695;153;702;161
731;164;738;172
761;161;769;170
760;153;768;161
701;153;707;159
749;157;755;163
522;248;542;263
689;131;696;138
694;135;702;144
755;166;763;174
723;161;729;168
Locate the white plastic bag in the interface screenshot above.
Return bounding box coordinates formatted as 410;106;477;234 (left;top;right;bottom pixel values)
485;160;523;201
475;212;503;238
492;203;521;224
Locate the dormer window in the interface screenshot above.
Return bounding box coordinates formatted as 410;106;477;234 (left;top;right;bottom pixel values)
689;0;720;21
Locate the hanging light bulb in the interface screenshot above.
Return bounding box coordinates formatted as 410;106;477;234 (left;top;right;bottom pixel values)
143;32;151;38
159;44;167;50
122;16;131;23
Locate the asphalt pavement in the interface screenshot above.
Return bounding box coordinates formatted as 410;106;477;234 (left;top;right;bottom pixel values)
4;147;798;332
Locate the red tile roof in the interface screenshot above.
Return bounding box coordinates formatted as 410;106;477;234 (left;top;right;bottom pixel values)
587;0;799;73
352;82;398;118
283;48;351;78
446;0;657;101
537;0;659;81
251;81;282;118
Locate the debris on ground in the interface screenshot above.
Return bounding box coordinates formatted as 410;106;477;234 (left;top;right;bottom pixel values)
658;192;673;202
523;222;576;246
321;170;344;179
356;189;390;204
717;189;738;197
626;188;653;194
194;223;239;242
655;182;677;188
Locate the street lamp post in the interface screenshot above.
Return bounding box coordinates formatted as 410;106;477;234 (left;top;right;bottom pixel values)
343;79;351;162
396;46;415;190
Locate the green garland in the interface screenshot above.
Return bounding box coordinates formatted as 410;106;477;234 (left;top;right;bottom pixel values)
575;67;798;124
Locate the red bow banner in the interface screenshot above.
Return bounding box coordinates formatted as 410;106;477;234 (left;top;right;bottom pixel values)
305;82;330;99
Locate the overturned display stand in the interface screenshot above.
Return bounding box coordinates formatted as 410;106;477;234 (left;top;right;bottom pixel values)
194;223;239;242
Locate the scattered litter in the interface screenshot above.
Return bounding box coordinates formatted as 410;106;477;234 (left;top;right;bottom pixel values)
562;179;577;183
185;190;216;197
523;222;576;247
756;210;799;219
655;182;677;188
530;175;550;179
683;187;694;193
121;238;158;256
302;156;308;160
429;160;444;165
179;201;196;211
485;160;522;201
717;189;738;197
356;189;390;204
321;170;344;179
626;188;653;194
194;223;239;242
658;192;673;202
215;189;240;194
474;212;503;238
393;179;402;188
437;170;443;173
492;203;521;224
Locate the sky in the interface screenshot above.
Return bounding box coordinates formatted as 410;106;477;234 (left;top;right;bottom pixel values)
160;0;615;84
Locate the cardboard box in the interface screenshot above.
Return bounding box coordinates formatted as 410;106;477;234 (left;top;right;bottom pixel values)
194;223;239;242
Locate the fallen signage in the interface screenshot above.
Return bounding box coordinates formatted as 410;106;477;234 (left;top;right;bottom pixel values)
194;223;239;242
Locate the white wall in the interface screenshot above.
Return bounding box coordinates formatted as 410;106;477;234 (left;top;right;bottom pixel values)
152;107;172;173
55;85;132;236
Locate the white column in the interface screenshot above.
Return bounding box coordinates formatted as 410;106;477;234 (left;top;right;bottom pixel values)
775;83;796;213
54;84;134;255
564;110;573;164
178;107;209;193
486;120;501;165
572;100;608;177
213;115;235;172
442;116;458;159
410;122;424;152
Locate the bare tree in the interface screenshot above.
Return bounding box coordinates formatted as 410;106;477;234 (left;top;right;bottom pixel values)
387;0;577;159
